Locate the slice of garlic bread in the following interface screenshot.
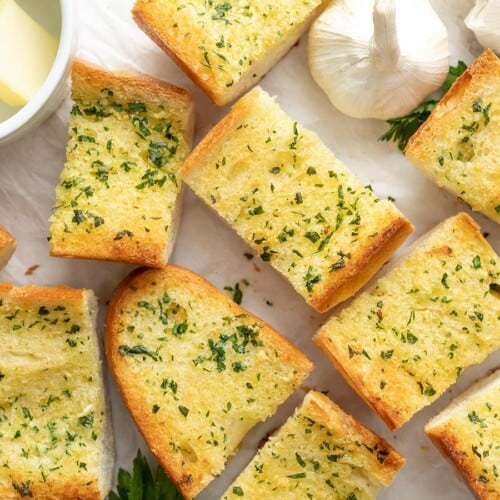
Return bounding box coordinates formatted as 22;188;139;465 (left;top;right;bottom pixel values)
181;87;413;312
405;49;500;223
132;0;328;105
0;225;15;270
105;265;313;499
0;284;113;499
315;213;500;430
223;391;405;499
49;59;194;268
425;369;500;500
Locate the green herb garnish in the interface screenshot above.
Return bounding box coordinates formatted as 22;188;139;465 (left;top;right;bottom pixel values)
178;405;189;417
224;280;247;305
379;61;467;150
12;481;32;497
108;450;183;500
118;345;158;361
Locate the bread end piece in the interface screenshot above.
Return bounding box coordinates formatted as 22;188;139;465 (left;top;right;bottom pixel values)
425;369;500;500
0;284;114;499
0;225;16;270
223;391;405;499
405;49;500;223
49;59;194;268
105;265;313;499
132;0;328;106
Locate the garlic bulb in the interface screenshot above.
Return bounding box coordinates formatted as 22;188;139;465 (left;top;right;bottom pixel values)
308;0;450;120
465;0;500;54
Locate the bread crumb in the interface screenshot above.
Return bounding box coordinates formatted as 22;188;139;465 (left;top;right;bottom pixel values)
258;430;275;450
24;264;40;276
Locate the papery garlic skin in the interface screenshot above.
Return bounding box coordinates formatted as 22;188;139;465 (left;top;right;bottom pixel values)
465;0;500;54
308;0;450;120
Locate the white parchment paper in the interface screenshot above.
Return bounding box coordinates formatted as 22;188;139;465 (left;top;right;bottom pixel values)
0;1;498;498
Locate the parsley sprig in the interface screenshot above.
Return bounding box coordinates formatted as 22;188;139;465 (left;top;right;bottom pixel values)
108;450;183;500
379;61;467;151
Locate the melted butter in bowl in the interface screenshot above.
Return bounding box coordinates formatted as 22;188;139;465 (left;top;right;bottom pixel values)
0;0;75;145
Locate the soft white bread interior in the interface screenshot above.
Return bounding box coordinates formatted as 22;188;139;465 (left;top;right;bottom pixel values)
223;391;405;499
0;284;114;499
0;225;15;270
425;369;500;500
181;87;413;312
49;59;194;268
405;49;500;223
105;265;313;499
315;212;500;430
132;0;329;105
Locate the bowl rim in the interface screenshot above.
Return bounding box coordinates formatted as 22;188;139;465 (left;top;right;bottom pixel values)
0;0;75;141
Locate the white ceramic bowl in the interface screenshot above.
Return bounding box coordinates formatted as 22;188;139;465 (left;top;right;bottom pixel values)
0;0;76;145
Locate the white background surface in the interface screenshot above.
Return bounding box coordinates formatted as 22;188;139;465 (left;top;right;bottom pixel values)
0;0;498;498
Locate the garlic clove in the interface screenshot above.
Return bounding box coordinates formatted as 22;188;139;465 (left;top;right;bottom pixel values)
465;0;500;54
308;0;450;120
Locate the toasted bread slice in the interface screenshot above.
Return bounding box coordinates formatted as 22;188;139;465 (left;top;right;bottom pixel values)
425;369;500;500
105;265;313;499
0;225;15;270
181;87;413;312
223;391;405;499
132;0;328;106
0;284;113;499
405;49;500;223
314;213;500;430
49;59;194;268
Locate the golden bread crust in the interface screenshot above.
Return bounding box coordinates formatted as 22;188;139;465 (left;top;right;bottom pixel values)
425;369;500;500
0;225;16;270
0;283;86;304
0;479;101;500
71;59;194;132
132;3;217;101
105;265;313;499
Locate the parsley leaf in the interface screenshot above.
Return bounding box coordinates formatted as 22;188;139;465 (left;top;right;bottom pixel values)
108;450;183;500
379;101;437;152
379;61;467;151
443;60;467;91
